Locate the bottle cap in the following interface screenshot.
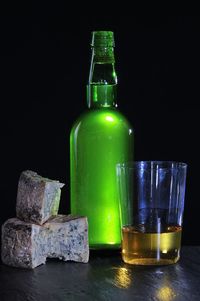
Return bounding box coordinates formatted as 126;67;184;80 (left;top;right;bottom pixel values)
91;31;115;47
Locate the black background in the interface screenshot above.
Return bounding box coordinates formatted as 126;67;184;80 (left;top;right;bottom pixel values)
0;13;199;245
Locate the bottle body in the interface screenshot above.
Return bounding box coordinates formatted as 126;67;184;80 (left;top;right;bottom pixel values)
70;107;133;249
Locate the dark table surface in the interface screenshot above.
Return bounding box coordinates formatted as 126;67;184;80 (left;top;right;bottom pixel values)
0;246;200;301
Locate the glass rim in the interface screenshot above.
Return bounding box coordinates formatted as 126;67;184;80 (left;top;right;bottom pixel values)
117;161;187;170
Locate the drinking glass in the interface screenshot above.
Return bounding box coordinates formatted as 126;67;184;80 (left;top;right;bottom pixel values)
117;161;187;265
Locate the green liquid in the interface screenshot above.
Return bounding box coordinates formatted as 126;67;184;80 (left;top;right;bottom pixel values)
70;108;133;249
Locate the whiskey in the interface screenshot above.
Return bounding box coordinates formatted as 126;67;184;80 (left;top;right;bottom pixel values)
122;225;182;265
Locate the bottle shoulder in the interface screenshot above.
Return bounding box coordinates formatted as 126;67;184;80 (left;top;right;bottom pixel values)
71;108;133;132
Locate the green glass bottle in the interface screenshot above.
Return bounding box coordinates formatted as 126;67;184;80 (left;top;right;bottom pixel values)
70;31;133;249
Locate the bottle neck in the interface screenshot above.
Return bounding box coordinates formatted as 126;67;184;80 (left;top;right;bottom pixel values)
87;47;117;108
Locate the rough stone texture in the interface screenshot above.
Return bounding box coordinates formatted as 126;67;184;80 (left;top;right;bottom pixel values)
1;215;89;269
44;215;89;263
1;218;47;269
16;170;64;225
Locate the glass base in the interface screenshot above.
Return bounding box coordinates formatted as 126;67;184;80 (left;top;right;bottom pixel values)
122;255;180;265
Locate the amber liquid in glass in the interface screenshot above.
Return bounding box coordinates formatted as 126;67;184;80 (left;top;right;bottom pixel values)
122;225;182;265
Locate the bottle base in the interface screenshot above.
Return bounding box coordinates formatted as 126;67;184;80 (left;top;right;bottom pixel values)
89;243;121;250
